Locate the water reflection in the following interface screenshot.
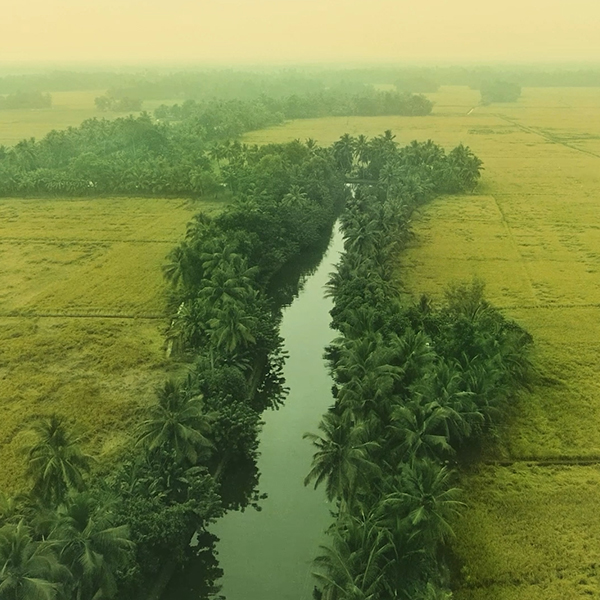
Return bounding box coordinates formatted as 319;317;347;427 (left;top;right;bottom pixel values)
164;224;343;600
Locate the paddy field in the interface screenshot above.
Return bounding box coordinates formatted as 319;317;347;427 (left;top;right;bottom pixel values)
246;86;600;599
0;196;223;492
4;84;600;597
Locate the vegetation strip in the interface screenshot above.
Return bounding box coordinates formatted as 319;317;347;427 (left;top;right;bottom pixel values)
0;135;352;599
303;134;534;599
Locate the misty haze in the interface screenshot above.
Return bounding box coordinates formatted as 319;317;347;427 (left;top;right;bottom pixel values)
0;2;599;600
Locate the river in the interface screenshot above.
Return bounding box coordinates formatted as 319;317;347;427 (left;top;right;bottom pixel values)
166;224;344;600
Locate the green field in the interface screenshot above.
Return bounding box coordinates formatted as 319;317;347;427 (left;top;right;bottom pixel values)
246;86;600;598
0;196;223;492
0;90;177;146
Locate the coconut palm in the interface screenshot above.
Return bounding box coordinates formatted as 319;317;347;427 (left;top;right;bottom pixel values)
136;378;214;466
0;521;67;600
390;398;454;463
427;360;483;446
198;263;257;310
383;460;464;553
281;185;308;208
313;528;388;600
50;493;134;600
0;493;22;527
208;302;257;357
162;241;203;293
200;240;244;281
304;412;379;505
25;416;90;506
167;299;208;352
332;134;356;174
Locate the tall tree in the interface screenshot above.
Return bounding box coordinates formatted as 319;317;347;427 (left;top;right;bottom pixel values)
25;416;90;506
136;378;214;466
50;493;134;600
0;521;67;600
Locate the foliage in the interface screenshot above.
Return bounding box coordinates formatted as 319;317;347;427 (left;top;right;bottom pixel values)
24;416;91;507
94;95;143;112
49;492;134;600
135;378;214;467
0;521;68;600
480;80;522;105
305;140;533;598
0;91;52;110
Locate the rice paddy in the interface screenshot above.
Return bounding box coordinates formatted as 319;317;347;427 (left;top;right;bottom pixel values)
248;86;600;598
0;196;220;492
4;84;600;595
0;90;176;146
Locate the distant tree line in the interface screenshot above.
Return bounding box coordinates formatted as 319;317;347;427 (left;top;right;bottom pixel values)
303;136;533;598
0;90;52;109
480;80;522;105
155;90;433;122
3;66;600;101
94;94;143;112
395;76;440;93
0;92;431;198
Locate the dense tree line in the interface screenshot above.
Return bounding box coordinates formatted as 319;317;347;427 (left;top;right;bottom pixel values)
0;90;431;198
0;112;221;197
0;90;52;109
155;90;433;123
94;95;144;112
480;80;522;105
304;138;533;599
0;139;349;599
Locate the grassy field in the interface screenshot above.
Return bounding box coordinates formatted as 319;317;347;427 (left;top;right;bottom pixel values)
0;196;223;493
0;90;177;146
246;86;600;598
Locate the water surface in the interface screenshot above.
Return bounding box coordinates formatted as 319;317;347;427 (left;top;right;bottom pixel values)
210;225;343;600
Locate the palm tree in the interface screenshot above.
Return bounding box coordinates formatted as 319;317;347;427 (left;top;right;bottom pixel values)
427;360;483;447
162;241;203;293
387;329;435;395
383;460;464;553
199;238;244;280
304;412;379;505
332;134;356;174
208;302;257;356
50;493;134;600
313;538;385;600
25;416;90;506
281;185;308;208
0;493;21;527
390;398;454;463
355;135;370;169
136;378;214;466
305;138;318;154
167;299;208;352
198;263;257;310
0;521;68;600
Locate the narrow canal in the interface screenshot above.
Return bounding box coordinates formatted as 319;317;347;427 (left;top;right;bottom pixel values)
165;223;345;600
210;224;344;600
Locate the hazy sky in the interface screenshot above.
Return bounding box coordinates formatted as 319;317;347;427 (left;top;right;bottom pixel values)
2;0;600;65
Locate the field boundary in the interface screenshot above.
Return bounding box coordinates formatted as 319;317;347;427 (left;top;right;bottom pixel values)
0;311;164;319
0;237;175;244
489;193;539;303
483;459;600;467
497;113;600;160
